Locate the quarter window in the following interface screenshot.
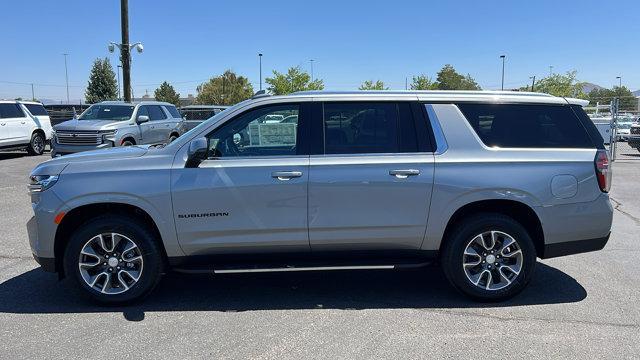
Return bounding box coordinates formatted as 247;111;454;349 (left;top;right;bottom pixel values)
164;105;181;118
457;103;594;148
206;104;300;158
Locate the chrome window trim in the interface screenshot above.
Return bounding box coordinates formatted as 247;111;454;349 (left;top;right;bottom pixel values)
424;104;449;155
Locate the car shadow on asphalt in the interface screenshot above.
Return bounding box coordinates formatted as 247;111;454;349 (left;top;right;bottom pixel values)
0;263;586;321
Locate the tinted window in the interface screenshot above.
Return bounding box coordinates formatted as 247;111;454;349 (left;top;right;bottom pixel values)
323;102;402;154
24;104;48;116
206;104;299;158
457;103;594;148
79;105;134;121
147;105;166;121
164;105;181;118
136;106;149;119
0;103;25;118
182;109;216;121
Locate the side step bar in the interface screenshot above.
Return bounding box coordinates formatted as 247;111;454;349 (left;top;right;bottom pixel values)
214;265;395;274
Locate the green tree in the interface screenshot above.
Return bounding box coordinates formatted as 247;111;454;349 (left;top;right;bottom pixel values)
195;70;254;105
85;58;118;104
435;64;481;90
521;71;586;98
410;75;437;90
265;66;324;95
359;80;388;90
588;86;636;110
154;81;180;106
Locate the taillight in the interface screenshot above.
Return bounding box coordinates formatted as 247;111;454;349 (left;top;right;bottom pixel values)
594;150;610;192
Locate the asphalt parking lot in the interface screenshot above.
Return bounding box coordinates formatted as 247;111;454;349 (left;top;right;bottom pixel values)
1;144;639;359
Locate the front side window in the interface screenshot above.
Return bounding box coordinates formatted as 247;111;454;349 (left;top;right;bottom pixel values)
147;105;167;121
0;103;25;118
457;103;594;148
323;102;400;154
165;105;181;118
79;105;135;121
206;104;300;158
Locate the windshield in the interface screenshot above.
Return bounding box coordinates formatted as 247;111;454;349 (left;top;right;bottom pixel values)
78;104;135;121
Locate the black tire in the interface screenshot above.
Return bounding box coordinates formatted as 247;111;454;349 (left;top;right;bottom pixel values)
441;213;536;302
63;215;164;305
169;134;178;143
27;132;45;155
121;139;135;146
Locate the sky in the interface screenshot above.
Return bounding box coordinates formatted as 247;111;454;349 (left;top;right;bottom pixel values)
1;0;639;103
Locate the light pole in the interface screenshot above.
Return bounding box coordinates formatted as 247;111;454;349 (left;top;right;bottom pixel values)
529;75;536;92
499;55;506;90
117;65;122;100
258;53;263;91
62;53;70;103
549;65;553;77
108;0;143;102
616;76;622;88
310;59;314;81
31;83;35;101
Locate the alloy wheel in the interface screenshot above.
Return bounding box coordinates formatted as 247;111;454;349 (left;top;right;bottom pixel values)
462;230;523;291
78;232;144;295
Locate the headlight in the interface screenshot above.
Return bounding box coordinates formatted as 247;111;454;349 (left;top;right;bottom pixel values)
100;129;118;142
28;175;59;193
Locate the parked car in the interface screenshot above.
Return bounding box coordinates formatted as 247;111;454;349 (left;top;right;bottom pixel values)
629;123;640;151
177;105;229;133
51;101;183;157
0;100;52;155
27;91;612;304
44;104;90;126
615;120;634;141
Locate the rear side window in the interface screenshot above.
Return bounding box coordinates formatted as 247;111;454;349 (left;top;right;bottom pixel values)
323;102;419;154
24;104;48;116
0;103;25;118
457;103;594;148
147;105;167;121
164;105;181;118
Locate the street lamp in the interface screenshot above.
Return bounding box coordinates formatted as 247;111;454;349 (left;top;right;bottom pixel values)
310;59;315;82
62;53;70;104
529;76;536;92
549;65;553;76
616;76;622;88
108;41;143;102
499;55;506;90
258;53;263;91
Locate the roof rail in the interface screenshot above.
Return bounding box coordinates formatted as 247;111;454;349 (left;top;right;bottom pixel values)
252;90;270;99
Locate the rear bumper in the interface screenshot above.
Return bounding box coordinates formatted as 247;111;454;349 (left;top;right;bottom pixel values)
542;233;610;258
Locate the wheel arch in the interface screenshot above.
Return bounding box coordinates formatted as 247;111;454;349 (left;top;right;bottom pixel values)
54;202;168;277
440;199;545;258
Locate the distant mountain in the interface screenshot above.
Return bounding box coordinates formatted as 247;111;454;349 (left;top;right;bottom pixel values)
580;82;604;94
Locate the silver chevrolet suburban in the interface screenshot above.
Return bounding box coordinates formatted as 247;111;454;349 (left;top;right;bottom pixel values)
51;101;183;157
27;91;613;304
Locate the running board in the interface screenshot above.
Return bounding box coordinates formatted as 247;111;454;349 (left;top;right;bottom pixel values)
213;265;396;274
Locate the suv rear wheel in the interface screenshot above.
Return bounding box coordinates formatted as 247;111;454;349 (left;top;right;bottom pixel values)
441;213;536;301
63;215;164;304
27;132;45;155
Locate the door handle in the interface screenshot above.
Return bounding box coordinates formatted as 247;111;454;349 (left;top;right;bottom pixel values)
21;121;26;124
271;171;303;180
389;169;420;178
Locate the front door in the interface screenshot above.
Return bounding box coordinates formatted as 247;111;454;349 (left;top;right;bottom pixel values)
308;101;435;252
171;102;311;256
0;103;27;146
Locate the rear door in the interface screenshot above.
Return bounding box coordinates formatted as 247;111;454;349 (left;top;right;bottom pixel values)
308;101;435;252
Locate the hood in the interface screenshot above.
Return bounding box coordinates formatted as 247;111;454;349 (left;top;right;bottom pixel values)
54;118;127;131
31;146;148;176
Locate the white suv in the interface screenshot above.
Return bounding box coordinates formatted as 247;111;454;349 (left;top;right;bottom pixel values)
0;101;52;155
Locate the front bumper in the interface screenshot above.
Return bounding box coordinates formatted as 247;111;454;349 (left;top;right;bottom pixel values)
628;136;640;148
51;140;114;157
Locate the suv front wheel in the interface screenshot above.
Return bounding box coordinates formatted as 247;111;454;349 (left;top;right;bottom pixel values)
27;132;45;155
63;215;164;304
441;213;536;302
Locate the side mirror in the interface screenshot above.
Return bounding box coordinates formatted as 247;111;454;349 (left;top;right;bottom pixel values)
185;137;208;168
137;115;150;124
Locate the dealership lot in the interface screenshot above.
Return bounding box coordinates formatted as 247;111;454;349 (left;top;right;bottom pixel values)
1;145;639;359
